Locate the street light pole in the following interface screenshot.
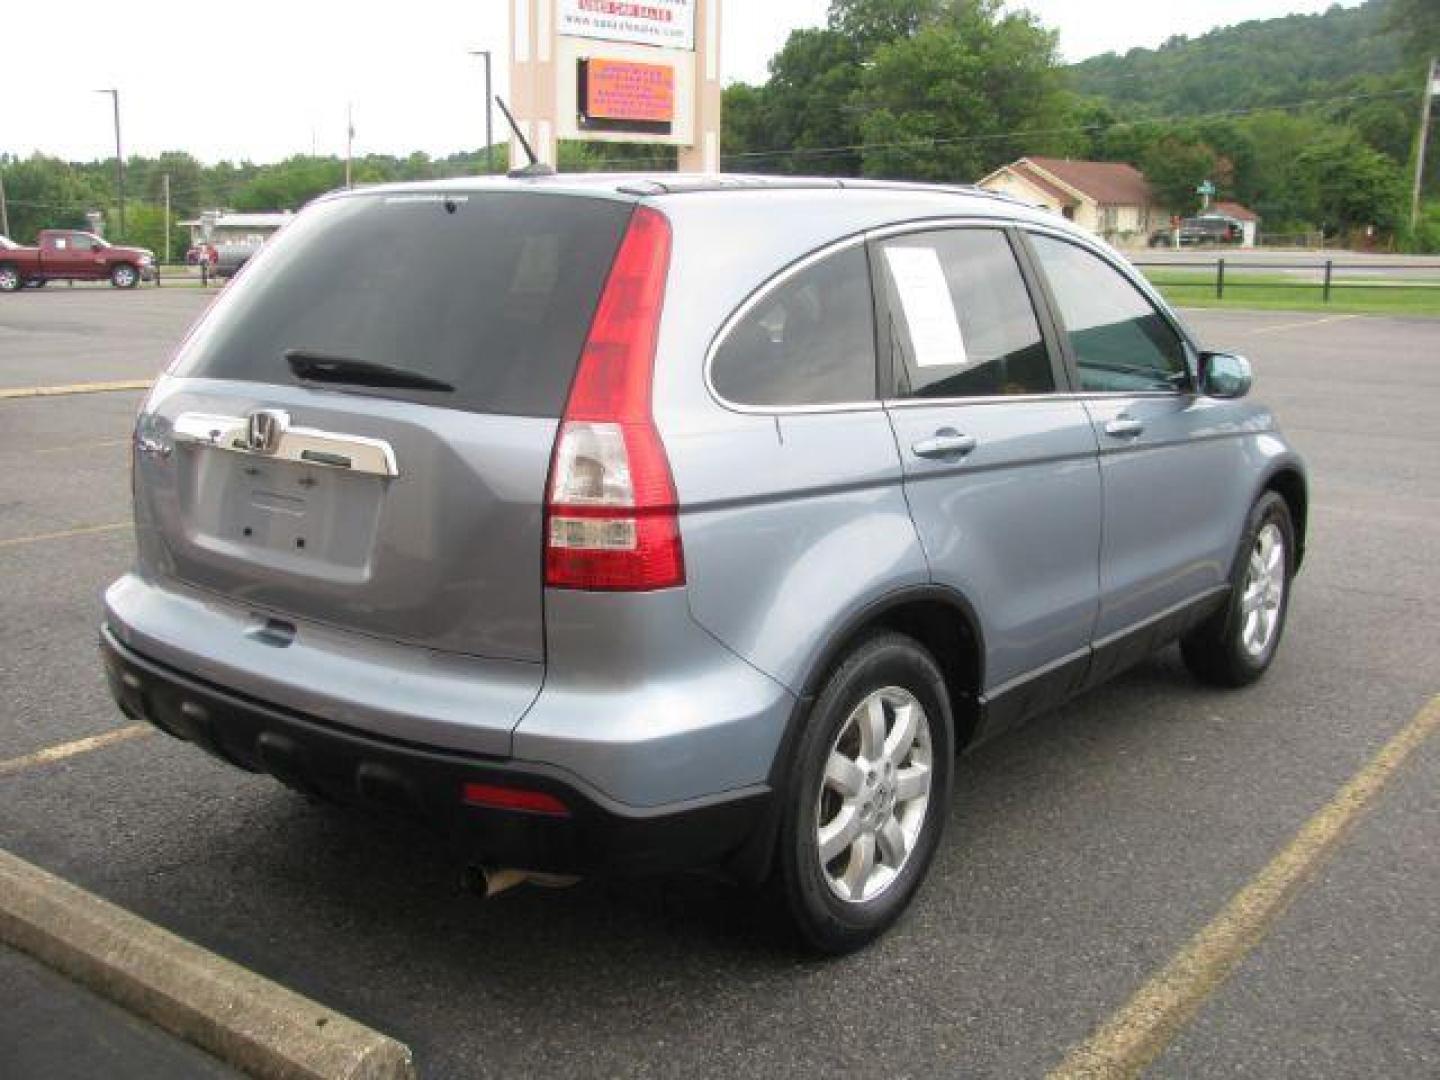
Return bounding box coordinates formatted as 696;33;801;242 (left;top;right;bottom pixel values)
1410;56;1438;231
468;50;494;174
94;88;124;239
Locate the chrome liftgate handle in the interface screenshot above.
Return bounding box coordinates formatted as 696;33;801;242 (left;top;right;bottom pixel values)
171;411;400;478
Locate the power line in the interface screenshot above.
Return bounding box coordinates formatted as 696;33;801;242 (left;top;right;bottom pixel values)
3;85;1418;206
711;87;1418;165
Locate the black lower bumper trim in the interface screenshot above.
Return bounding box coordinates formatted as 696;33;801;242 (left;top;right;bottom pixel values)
100;626;771;878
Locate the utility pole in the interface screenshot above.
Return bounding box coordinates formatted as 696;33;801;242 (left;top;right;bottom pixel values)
1410;56;1438;231
345;104;355;189
162;174;171;265
468;50;494;174
94;88;124;239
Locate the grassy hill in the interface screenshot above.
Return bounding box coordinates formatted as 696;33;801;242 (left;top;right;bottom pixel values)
1067;1;1405;117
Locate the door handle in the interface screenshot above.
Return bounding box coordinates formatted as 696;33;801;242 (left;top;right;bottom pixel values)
912;431;978;459
1104;417;1144;439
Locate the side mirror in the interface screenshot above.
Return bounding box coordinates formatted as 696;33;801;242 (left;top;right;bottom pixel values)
91;243;103;253
1198;351;1252;399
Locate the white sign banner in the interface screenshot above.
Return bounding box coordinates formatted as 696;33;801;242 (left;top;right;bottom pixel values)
558;0;696;51
883;247;968;370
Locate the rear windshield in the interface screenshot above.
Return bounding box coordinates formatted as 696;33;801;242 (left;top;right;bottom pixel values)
171;191;633;416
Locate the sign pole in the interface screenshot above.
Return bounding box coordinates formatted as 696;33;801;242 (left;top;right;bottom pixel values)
162;173;171;276
678;0;721;172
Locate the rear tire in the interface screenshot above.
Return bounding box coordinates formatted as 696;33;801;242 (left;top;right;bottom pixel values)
775;632;954;954
110;262;139;289
0;263;21;293
1181;491;1294;687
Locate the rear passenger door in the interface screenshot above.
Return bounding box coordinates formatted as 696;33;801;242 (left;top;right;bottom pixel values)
1024;231;1244;662
875;225;1102;728
41;232;77;275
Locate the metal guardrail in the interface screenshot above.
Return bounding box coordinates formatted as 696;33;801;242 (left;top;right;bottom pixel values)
1132;258;1440;302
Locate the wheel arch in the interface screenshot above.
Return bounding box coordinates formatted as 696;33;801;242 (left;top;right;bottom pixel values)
1259;464;1308;570
728;585;986;886
795;586;986;749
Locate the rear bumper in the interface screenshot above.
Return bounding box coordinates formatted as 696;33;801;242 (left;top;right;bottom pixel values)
101;626;773;878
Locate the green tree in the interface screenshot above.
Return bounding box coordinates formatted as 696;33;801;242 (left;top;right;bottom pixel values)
114;203;172;260
1140;136;1226;214
1385;0;1440;60
828;0;943;48
756;28;868;174
1295;134;1407;233
0;154;106;244
856;2;1071;182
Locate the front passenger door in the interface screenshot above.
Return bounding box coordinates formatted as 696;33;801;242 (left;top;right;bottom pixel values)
1025;232;1245;658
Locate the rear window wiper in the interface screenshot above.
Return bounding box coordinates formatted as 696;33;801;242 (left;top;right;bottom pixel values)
284;349;454;392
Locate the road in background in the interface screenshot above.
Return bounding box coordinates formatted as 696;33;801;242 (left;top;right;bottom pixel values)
1;293;1437;1078
1126;248;1440;280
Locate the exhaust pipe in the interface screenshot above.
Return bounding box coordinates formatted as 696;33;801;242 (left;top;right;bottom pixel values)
462;865;581;899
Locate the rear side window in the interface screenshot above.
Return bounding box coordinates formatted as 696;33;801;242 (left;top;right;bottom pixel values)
877;228;1054;399
171;192;632;417
710;245;877;407
1028;234;1188;393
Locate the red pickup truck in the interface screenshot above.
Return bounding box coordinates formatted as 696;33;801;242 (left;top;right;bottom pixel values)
0;230;155;292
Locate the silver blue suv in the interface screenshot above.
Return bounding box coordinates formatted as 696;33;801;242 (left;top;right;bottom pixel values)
102;175;1306;952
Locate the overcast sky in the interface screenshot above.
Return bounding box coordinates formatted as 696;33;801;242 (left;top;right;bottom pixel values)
2;0;1361;164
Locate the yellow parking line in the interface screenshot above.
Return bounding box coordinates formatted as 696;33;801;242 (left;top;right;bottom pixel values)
0;379;152;400
31;439;131;455
0;724;153;778
1049;693;1440;1080
1246;313;1358;336
0;522;130;550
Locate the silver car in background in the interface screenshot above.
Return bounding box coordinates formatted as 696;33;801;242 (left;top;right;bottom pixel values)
103;175;1306;952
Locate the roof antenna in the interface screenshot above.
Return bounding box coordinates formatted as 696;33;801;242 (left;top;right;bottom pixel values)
495;96;556;178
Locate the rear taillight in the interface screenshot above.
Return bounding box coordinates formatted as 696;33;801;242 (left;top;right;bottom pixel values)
544;206;684;591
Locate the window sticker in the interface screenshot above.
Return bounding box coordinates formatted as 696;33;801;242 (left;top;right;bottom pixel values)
883;246;967;369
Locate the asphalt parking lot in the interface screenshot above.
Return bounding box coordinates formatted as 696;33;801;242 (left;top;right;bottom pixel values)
2;291;1437;1078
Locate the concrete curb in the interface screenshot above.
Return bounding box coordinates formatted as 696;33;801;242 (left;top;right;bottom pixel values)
0;849;416;1080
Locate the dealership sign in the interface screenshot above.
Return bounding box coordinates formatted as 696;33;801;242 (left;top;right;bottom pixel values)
558;0;696;51
582;59;676;124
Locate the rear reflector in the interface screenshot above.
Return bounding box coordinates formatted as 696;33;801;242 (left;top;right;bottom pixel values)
544;206;684;591
461;782;571;817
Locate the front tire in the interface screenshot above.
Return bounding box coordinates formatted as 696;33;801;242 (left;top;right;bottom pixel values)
1181;492;1295;687
110;262;139;289
776;632;954;954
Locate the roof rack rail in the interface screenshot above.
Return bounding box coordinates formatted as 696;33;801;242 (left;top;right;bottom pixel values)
616;175;846;196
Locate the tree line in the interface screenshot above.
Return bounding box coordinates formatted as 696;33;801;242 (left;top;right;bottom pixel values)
3;0;1437;253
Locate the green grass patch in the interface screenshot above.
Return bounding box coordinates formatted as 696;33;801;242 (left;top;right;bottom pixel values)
1143;272;1440;316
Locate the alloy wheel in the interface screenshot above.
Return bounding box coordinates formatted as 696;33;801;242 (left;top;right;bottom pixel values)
1240;522;1285;657
815;686;933;903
